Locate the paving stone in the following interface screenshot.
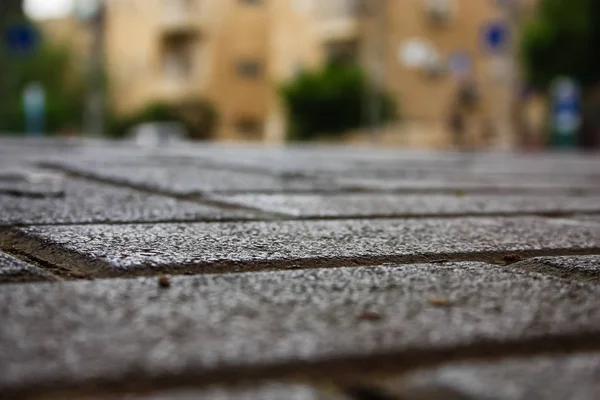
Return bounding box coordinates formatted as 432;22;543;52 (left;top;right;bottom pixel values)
0;251;56;283
392;352;600;400
511;255;600;283
0;168;66;197
2;263;600;396
208;193;600;218
5;217;599;276
47;162;338;195
0;178;258;226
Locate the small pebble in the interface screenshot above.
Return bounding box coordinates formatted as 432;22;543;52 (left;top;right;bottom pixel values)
358;311;383;322
428;296;450;306
503;254;522;264
158;275;171;288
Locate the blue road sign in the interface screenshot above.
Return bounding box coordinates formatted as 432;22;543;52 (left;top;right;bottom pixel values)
482;21;509;53
4;23;39;55
551;77;581;148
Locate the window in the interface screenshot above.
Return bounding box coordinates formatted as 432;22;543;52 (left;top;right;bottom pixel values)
325;39;359;65
237;60;262;78
162;34;198;81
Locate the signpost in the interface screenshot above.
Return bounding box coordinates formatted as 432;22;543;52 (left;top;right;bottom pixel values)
4;22;38;56
551;77;581;149
23;82;46;137
481;17;515;148
482;20;510;54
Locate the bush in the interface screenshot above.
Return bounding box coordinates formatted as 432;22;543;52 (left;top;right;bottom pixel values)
280;64;397;141
108;99;219;140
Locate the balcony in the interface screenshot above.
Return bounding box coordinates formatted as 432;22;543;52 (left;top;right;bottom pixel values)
159;0;203;35
314;0;362;40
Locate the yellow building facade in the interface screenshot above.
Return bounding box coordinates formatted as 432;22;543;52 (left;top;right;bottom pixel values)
101;0;527;144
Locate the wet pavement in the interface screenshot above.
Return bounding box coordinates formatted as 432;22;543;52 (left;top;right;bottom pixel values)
0;138;599;399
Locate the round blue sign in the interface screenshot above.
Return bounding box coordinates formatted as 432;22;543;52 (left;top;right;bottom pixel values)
4;23;39;55
482;21;509;53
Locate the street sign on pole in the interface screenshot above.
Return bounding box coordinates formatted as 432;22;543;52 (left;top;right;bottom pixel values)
4;22;38;55
551;77;581;148
23;82;46;137
481;20;510;53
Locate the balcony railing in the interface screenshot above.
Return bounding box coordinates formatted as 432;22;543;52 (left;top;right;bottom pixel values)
314;0;362;39
159;0;202;33
315;0;362;19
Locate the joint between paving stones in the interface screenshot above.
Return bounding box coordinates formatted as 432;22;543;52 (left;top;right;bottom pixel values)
0;228;92;280
36;163;295;220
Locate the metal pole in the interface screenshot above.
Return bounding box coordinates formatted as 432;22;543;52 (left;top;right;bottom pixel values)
361;0;387;143
84;0;105;137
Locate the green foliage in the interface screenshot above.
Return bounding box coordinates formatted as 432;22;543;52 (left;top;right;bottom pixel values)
179;99;219;140
109;100;219;140
108;103;176;138
0;22;84;134
521;0;600;91
280;64;397;141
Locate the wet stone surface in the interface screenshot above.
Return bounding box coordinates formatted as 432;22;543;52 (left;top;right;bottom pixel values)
209;193;600;218
0;178;259;226
0;251;56;283
393;352;600;400
2;263;600;395
6;217;600;276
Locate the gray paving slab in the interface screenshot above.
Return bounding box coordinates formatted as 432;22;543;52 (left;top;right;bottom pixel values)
0;178;259;226
208;193;600;218
393;352;600;400
6;217;599;276
2;263;600;396
45;162;339;195
511;255;600;283
0;251;56;283
163;147;600;178
0;167;66;197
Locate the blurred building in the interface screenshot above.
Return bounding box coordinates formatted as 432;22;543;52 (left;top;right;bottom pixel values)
91;0;533;143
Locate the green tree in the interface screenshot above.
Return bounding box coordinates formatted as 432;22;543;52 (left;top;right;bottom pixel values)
280;64;397;141
521;0;600;91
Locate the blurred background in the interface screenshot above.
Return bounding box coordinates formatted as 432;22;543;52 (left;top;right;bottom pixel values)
0;0;598;150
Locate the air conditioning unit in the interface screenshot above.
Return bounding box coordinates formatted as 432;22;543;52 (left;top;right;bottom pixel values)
425;0;453;23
